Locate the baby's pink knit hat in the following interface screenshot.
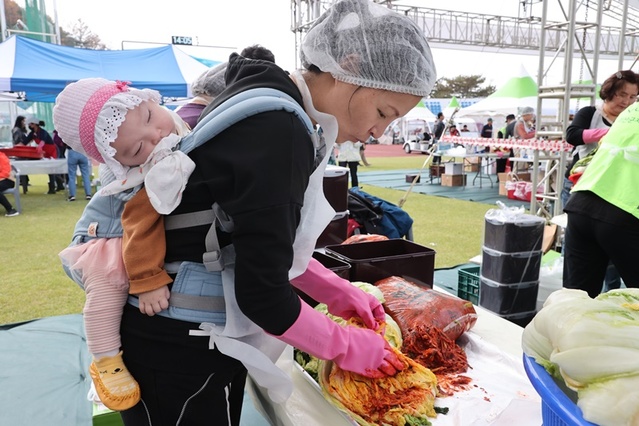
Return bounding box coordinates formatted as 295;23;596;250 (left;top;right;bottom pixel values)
53;78;160;179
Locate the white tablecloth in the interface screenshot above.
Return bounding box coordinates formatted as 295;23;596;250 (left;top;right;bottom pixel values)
247;299;543;426
12;159;68;175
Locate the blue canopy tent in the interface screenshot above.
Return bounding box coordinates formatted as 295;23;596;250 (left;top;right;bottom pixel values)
0;35;215;103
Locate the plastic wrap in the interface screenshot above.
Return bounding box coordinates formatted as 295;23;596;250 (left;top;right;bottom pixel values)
376;276;477;341
340;234;389;245
377;276;476;387
484;201;546;253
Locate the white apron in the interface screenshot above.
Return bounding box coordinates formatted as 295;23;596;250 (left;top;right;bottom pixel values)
191;73;337;403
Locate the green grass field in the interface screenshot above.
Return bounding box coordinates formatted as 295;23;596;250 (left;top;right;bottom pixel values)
1;158;494;325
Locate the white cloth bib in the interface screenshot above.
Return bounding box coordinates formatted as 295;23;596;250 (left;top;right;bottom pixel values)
99;133;195;214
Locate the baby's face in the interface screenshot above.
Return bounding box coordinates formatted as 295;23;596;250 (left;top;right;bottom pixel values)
111;101;176;166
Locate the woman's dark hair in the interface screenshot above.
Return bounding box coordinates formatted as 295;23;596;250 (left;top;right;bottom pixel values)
600;70;639;101
306;64;322;74
239;44;275;63
13;115;26;129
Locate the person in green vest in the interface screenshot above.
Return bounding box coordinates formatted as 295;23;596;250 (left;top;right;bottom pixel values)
494;113;516;173
563;99;639;298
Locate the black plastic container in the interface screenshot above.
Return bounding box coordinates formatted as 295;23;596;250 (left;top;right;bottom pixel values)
312;251;350;280
405;174;420;183
315;212;348;248
497;310;537;328
325;239;436;287
481;246;542;284
323;166;349;212
295;251;352;307
479;276;539;315
484;213;545;253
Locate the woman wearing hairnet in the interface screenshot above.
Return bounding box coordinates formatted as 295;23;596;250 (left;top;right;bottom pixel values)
118;0;436;424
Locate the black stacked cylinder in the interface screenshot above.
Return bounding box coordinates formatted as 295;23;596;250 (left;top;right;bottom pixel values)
479;211;546;327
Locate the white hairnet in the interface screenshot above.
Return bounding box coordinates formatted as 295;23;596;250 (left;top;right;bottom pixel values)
191;62;227;98
520;106;535;115
300;0;436;97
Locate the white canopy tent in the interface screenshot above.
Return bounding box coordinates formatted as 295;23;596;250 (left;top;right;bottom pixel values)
383;100;436;144
457;64;560;130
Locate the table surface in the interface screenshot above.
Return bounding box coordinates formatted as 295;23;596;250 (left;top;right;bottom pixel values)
248;292;541;426
440;152;500;159
11;159;68;175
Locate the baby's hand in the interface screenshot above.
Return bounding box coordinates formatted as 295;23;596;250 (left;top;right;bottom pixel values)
138;286;170;316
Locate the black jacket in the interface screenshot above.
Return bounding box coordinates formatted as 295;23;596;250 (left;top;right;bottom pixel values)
433;120;445;140
564;106;612;178
166;54;315;334
504;121;516;138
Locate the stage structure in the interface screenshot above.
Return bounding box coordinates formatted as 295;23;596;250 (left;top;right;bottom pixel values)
291;0;639;219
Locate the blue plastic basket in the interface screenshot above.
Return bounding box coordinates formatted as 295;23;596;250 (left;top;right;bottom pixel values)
522;354;596;426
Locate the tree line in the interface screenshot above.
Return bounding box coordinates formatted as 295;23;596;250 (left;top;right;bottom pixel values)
4;0;106;49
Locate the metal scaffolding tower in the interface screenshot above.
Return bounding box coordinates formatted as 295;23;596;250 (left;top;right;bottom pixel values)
291;1;639;63
290;0;638;219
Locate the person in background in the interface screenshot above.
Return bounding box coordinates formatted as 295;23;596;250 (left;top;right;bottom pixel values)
562;97;639;298
563;70;638;206
504;113;517;138
562;70;638;294
480;117;493;138
175;45;276;129
25;119;59;194
433;112;445;142
432;112;446;164
53;129;66;158
11;115;29;194
39;121;65;191
61;0;434;424
0;151;19;217
514;107;536;139
449;124;460;136
337;140;364;187
65;142;94;201
494;113;516;173
461;124;470;132
12;115;27;146
175;62;226;129
53;129;69;191
497;114;515;138
360;137;372;166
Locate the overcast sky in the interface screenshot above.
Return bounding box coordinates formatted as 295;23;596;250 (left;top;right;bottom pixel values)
40;0;637;90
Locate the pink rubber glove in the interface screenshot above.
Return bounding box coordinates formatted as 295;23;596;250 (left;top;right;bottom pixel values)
582;128;608;144
277;301;404;378
290;258;385;330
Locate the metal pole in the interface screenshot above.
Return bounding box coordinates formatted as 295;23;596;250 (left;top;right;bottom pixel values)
0;0;7;42
619;0;630;70
52;0;61;44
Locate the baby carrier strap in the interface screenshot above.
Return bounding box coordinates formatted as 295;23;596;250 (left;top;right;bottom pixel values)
179;87;314;155
164;87;314;272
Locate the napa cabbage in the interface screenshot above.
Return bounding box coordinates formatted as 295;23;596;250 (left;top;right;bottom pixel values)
522;288;639;426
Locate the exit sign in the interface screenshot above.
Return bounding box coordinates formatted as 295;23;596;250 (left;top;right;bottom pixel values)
172;36;192;46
